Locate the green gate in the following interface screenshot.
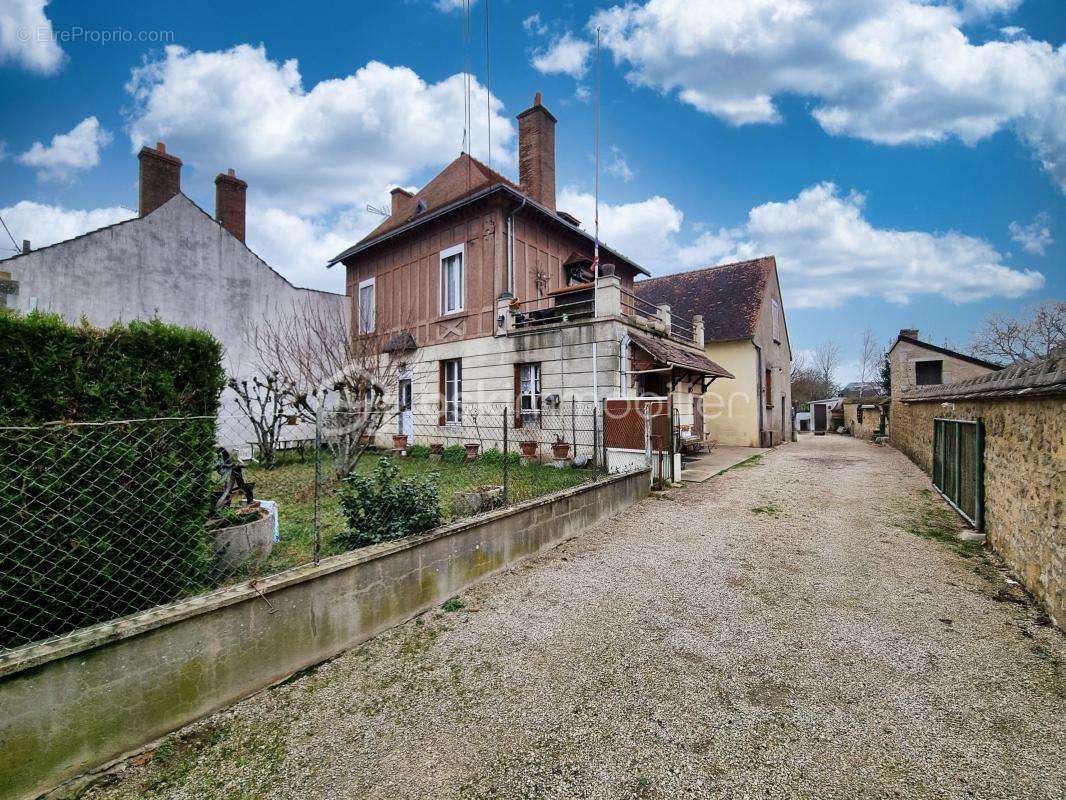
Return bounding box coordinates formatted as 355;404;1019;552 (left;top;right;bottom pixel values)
932;418;984;530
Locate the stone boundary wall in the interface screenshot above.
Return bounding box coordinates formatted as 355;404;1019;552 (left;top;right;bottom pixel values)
0;469;650;800
890;397;1064;628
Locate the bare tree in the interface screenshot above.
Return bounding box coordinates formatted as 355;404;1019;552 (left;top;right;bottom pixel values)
813;340;841;398
227;372;288;468
857;328;880;397
969;301;1065;364
789;350;821;407
249;297;421;476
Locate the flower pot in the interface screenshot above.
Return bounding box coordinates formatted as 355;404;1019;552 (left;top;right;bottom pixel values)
552;443;571;460
208;508;274;572
464;442;480;461
392;434;409;451
519;440;538;457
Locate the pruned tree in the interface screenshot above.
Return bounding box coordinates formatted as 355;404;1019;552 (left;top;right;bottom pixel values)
969;301;1065;364
249;297;421;477
813;340;841;399
227;372;288;468
856;328;881;398
789;350;821;408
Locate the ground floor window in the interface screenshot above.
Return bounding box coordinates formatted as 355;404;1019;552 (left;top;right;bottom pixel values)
515;363;541;426
440;359;461;425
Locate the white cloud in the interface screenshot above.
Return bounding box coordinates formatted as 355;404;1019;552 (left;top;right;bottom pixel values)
0;0;64;74
245;205;378;293
956;0;1022;20
0;201;134;253
560;183;1044;309
17;117;112;182
605;146;635;182
591;0;1066;191
1008;212;1054;256
124;44;516;215
558;187;682;269
523;13;548;36
532;32;592;79
434;0;477;12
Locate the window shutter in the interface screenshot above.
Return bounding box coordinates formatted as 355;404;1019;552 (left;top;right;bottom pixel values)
438;362;445;427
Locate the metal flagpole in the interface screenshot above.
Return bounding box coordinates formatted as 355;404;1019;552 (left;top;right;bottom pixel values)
591;27;601;413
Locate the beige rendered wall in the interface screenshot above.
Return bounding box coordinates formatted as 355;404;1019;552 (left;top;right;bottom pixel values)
704;341;758;446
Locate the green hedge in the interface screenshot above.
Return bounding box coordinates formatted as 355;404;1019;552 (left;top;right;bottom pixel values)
0;313;224;649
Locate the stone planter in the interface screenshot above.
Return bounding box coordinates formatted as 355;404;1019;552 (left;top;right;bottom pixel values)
552;442;571;460
464;443;480;461
209;510;274;572
520;440;538;458
392;434;409;451
452;485;504;517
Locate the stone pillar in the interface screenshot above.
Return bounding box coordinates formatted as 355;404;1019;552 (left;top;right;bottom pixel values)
496;293;515;337
692;314;705;347
596;275;622;318
657;303;671;333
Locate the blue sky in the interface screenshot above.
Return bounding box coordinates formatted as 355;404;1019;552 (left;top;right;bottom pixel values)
1;0;1062;380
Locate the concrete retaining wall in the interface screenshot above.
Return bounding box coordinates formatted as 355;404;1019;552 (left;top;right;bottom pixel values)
0;469;649;800
890;396;1064;628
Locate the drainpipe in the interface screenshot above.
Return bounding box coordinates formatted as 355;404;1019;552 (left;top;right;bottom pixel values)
754;341;764;445
506;196;527;296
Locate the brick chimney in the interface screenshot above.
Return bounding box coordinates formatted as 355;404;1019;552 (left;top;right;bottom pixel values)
215;168;248;242
899;328;919;339
137;142;182;217
517;91;556;211
390;187;414;217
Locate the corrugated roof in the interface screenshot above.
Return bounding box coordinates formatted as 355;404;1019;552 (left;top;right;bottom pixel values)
630;331;734;379
634;257;775;342
901;351;1066;401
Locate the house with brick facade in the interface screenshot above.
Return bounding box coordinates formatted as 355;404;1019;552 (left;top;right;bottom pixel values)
634;258;793;447
327;93;731;456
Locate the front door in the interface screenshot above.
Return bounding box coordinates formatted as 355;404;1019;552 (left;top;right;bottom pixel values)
398;379;413;439
813;403;827;431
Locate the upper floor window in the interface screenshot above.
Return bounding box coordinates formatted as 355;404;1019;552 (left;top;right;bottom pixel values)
440;244;464;315
358;277;375;334
915;360;943;385
771;297;781;343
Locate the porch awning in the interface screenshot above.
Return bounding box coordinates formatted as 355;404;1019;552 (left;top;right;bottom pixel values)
629;331;734;379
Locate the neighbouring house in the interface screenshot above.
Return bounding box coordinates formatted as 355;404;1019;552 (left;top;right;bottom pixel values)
0;143;348;447
809;397;844;434
843;396;888;439
887;328;1001;398
633;257;793;447
327;93;732;461
839;381;884;398
891;349;1065;628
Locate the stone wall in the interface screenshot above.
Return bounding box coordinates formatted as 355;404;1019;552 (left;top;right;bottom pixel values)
890;396;1064;627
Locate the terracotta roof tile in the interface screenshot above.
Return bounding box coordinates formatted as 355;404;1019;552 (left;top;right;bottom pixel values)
634;257;775;342
629;331;734;379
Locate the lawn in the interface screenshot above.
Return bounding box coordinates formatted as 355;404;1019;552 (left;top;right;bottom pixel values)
244;452;593;573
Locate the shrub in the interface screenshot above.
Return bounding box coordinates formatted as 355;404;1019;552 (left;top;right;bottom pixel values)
406;444;431;459
441;444;468;464
336;457;441;549
478;447;520;466
0;313;224;649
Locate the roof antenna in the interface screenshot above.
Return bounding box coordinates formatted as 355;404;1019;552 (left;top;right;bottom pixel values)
484;0;492;169
365;203;388;217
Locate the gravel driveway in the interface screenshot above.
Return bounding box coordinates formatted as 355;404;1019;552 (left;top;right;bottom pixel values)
88;435;1064;800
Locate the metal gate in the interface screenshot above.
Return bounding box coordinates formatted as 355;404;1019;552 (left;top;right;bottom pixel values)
932;418;984;529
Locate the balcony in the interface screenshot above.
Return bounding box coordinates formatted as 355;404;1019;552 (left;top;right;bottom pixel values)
497;274;704;349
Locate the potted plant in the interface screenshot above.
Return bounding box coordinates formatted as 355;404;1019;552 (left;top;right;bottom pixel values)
552;436;570;460
392;433;409;451
519;438;538;458
464;442;480;461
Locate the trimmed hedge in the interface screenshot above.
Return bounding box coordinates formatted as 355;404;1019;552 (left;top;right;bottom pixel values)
0;313;224;649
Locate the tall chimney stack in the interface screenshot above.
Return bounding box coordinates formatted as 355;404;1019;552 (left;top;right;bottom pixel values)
517;91;556;211
390;186;414;217
137;142;182;217
215;168;248;242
